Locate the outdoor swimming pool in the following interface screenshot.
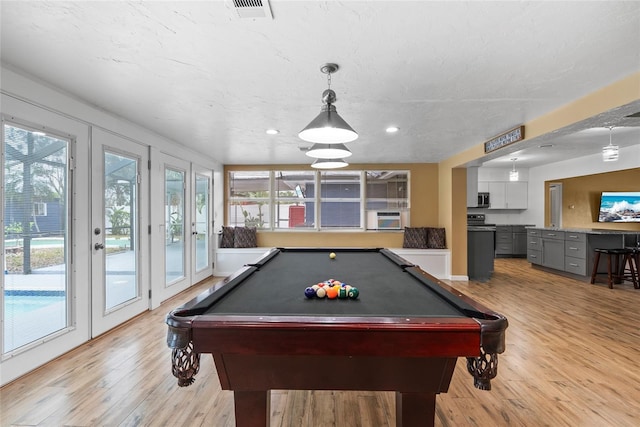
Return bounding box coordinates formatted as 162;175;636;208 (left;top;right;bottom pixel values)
3;292;67;352
4;293;66;314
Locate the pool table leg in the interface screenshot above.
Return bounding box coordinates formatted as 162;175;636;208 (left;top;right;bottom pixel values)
395;391;436;427
233;390;270;427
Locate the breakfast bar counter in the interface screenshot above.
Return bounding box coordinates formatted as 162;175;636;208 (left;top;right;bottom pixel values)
526;227;639;279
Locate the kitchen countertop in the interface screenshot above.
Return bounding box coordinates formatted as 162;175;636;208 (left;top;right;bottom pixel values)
525;226;640;235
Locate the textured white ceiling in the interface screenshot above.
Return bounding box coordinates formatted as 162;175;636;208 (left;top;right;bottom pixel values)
1;1;639;168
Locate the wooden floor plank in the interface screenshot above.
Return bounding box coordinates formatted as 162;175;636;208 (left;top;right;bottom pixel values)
2;258;640;426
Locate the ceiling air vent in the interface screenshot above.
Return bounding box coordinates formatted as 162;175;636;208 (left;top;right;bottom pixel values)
229;0;273;19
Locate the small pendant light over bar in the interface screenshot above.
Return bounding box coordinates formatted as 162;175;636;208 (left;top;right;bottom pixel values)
299;63;358;144
602;126;619;162
305;143;352;159
509;158;519;181
310;158;349;169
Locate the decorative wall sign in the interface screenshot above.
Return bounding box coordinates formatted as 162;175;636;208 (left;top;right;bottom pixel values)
484;126;525;153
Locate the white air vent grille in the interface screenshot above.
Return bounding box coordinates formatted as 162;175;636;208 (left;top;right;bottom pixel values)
230;0;273;19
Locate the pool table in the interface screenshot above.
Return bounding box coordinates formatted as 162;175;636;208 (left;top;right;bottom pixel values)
166;248;507;427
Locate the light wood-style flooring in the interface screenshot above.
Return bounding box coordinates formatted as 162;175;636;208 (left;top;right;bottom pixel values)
2;258;640;426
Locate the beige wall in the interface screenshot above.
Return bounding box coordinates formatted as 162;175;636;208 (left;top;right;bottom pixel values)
545;168;640;231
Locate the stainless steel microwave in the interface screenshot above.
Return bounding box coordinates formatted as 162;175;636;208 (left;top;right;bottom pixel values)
477;192;490;207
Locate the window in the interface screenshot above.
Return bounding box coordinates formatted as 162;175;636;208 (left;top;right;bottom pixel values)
228;171;270;228
274;171;315;229
319;170;361;228
165;167;185;284
33;202;48;216
226;170;409;230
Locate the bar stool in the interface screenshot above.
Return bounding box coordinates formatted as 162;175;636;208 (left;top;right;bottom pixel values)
590;248;635;289
620;247;639;289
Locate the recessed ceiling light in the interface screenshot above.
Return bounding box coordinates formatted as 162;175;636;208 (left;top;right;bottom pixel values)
386;126;399;133
266;129;279;135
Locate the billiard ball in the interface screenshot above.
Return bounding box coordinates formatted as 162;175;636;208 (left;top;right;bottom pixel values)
304;287;316;299
338;288;347;299
326;287;338;299
348;288;359;299
316;288;327;298
329;252;336;259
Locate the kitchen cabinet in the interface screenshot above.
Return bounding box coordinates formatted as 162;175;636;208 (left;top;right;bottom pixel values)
495;226;513;256
481;181;528;209
488;182;506;209
466;167;479;207
564;232;587;275
495;225;529;257
527;229;565;269
506;182;528;209
527;229;541;264
540;230;565;270
527;228;636;280
513;226;528;255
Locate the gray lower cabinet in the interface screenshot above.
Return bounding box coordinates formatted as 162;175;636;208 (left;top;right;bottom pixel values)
496;225;529;257
495;226;513;256
527;228;633;279
564;232;587;275
527;229;541;264
513;227;528;256
540;230;565;270
528;229;570;270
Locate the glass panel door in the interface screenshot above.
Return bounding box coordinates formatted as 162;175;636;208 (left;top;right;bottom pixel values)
91;128;148;337
2;123;70;352
149;152;191;307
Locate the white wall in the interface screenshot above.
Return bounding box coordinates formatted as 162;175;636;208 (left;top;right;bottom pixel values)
474;144;640;227
521;144;640;227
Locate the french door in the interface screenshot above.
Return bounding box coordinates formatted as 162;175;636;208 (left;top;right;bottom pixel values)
90;128;149;337
150;152;191;305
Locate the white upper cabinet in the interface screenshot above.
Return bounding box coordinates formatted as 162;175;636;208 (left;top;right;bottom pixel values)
480;181;528;209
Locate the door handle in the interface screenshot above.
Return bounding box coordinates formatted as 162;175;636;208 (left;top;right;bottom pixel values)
94;243;105;250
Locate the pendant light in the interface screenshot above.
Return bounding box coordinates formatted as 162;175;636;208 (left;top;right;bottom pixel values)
299;63;358;144
310;158;349;169
509;158;519;181
602;126;619;162
305;143;352;159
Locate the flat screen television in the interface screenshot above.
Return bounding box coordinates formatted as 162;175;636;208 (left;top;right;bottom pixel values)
598;191;640;222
